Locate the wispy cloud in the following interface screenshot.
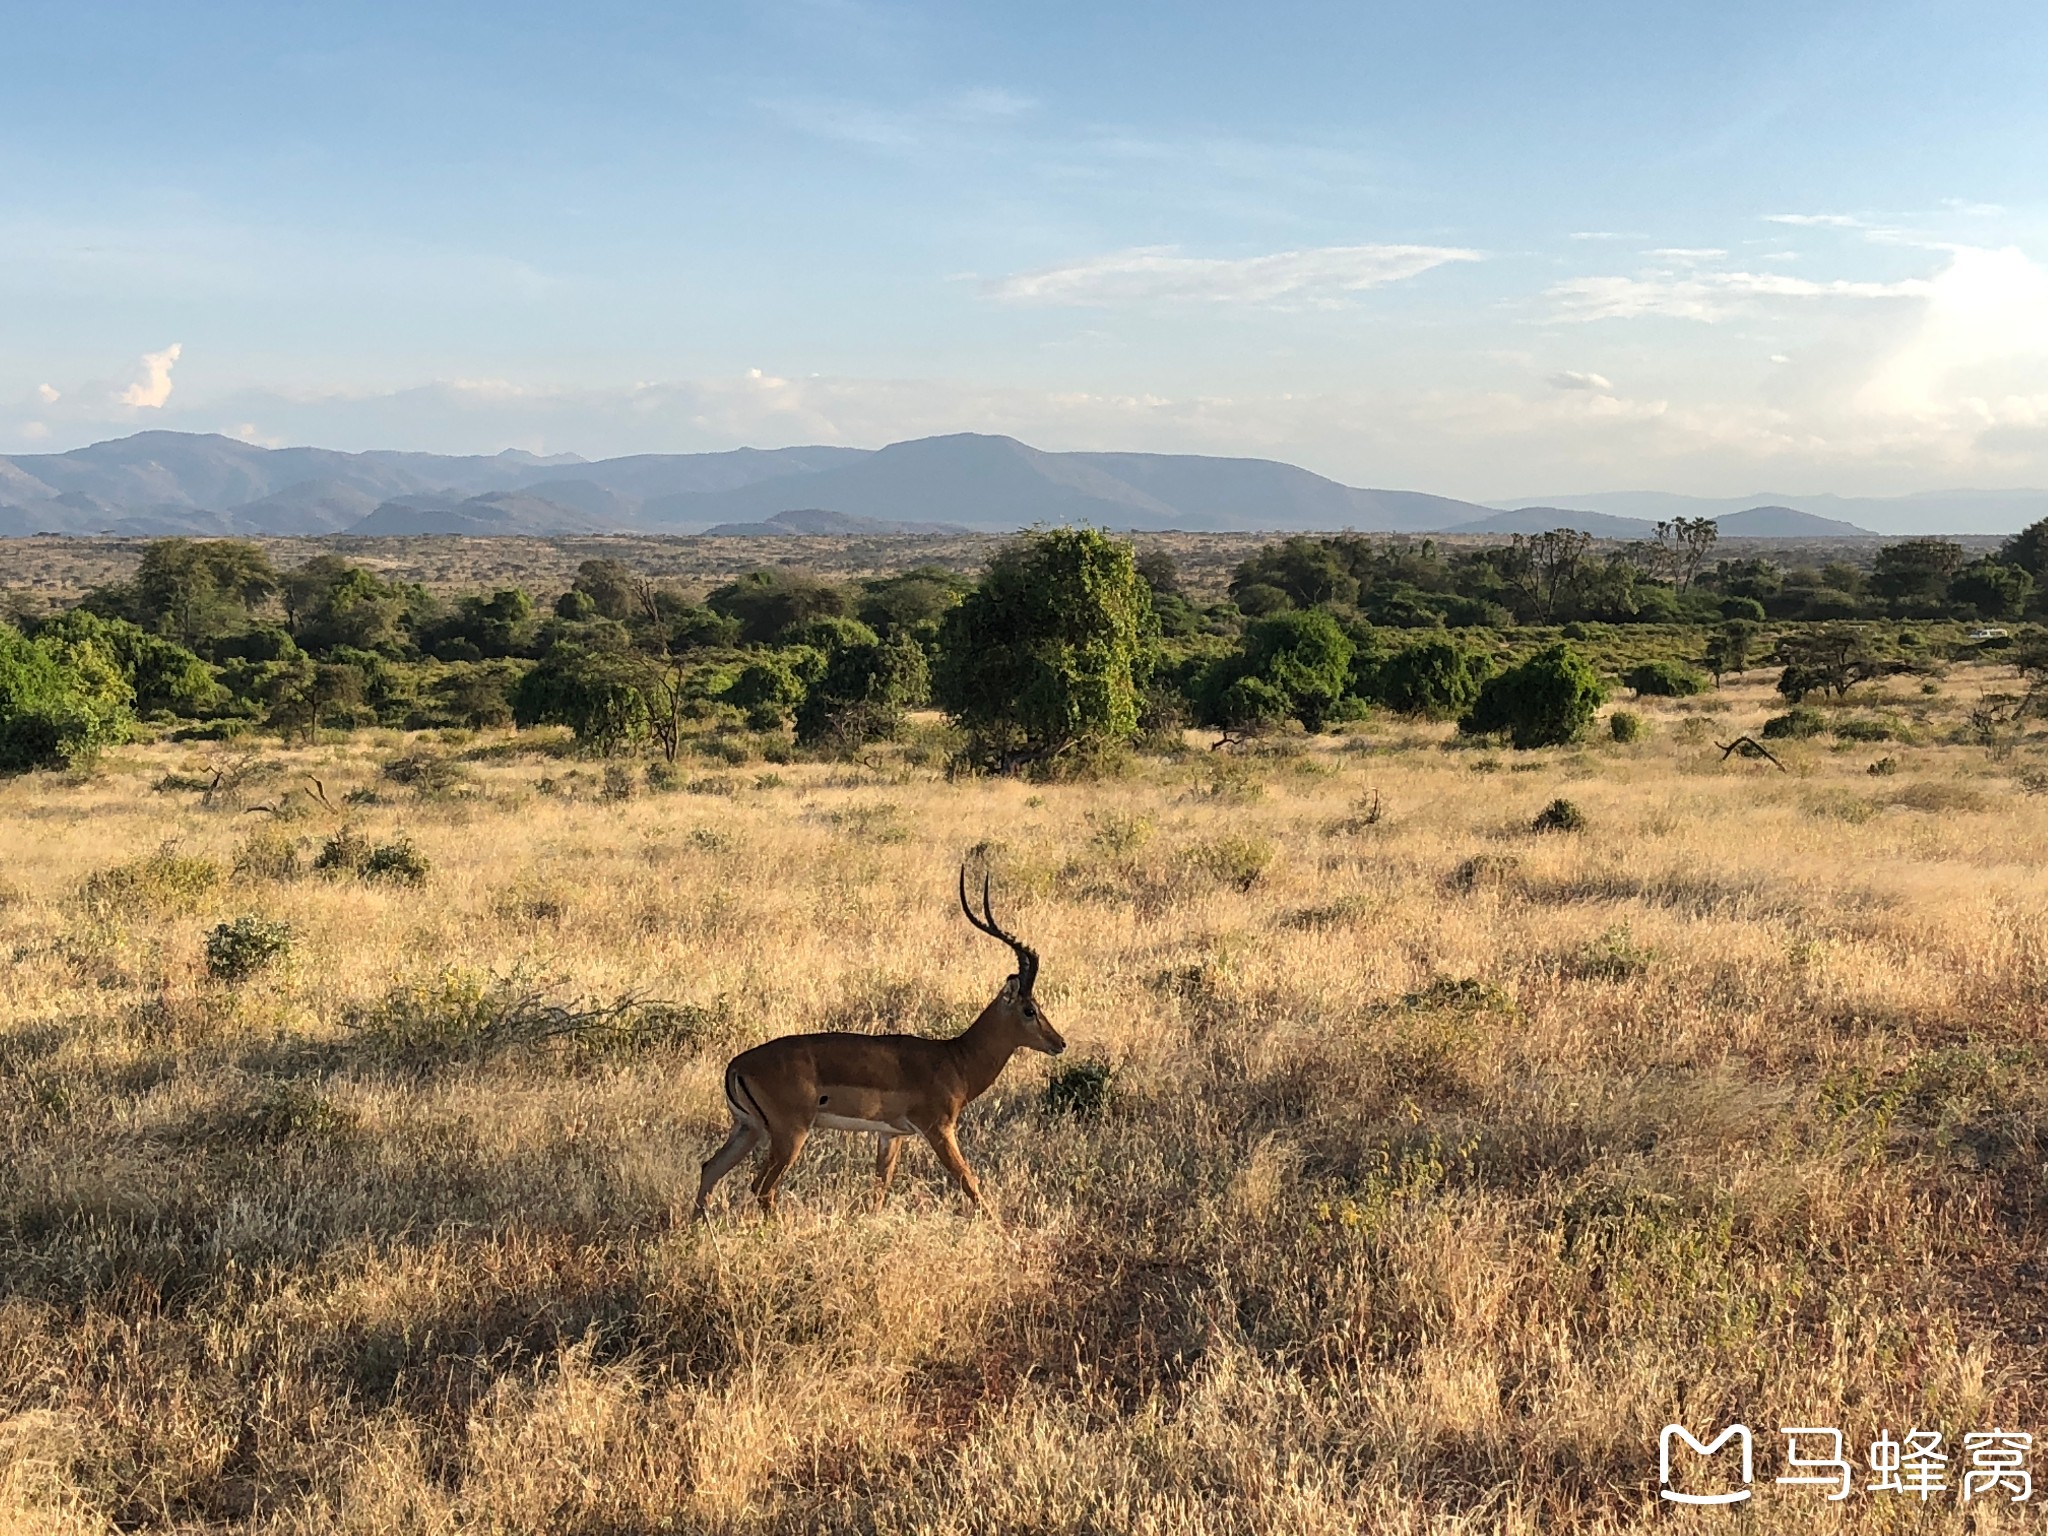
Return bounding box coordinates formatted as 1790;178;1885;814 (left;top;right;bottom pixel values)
987;243;1479;307
119;343;181;408
1765;213;1864;228
1548;370;1613;391
1550;270;1929;323
1647;248;1727;262
760;87;1034;150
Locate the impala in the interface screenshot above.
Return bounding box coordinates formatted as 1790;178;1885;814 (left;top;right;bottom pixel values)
695;867;1064;1218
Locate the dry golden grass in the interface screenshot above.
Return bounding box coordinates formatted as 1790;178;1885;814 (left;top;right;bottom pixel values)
5;673;2048;1531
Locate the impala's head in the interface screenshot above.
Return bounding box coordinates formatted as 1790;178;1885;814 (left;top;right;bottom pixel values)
960;867;1065;1055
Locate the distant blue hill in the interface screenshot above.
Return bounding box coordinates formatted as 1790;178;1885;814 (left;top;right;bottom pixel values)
2;428;2027;537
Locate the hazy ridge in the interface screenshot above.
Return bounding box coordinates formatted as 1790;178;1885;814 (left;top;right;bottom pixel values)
8;427;2036;538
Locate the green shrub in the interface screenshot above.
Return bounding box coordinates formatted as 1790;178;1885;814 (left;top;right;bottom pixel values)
1200;610;1354;732
314;828;428;884
82;845;222;915
1622;660;1708;698
363;837;431;885
1372;637;1493;718
313;827;374;875
232;828;303;882
1608;710;1644;743
0;623;134;772
777;615;879;653
1043;1058;1114;1118
1180;835;1274;892
348;966;724;1063
205;915;294;983
1459;643;1607;749
795;636;929;752
1533;797;1586;833
724;655;808;727
1761;707;1826;740
382;751;477;798
1833;715;1897;743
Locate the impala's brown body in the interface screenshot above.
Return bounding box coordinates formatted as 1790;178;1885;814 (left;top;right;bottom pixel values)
695;870;1064;1218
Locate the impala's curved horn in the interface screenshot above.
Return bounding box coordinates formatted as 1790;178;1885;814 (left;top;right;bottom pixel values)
958;864;1040;998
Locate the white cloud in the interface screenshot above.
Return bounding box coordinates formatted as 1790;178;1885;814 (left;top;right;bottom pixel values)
1550;269;1930;323
119;343;182;408
1766;213;1864;228
1856;245;2048;419
987;243;1480;307
1548;370;1613;391
36;383;59;403
1647;248;1727;262
20;421;49;440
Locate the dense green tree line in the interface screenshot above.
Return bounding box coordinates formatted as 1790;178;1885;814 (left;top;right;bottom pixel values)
5;514;2047;771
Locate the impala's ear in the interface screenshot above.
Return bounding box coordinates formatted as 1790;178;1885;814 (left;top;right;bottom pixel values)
1000;974;1021;1001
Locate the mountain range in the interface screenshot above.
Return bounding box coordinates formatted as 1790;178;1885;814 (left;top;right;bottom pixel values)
2;427;2033;539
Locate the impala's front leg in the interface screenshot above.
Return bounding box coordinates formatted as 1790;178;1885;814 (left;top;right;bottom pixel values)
873;1134;905;1209
921;1121;984;1212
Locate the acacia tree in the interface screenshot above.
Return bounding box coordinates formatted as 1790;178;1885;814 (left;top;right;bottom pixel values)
89;539;279;648
1509;529;1594;620
1702;621;1758;684
1775;625;1893;701
933;528;1157;768
1651;517;1719;592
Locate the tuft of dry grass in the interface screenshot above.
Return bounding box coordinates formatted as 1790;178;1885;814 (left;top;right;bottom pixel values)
5;672;2048;1531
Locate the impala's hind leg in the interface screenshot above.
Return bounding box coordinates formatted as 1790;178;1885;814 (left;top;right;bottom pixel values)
695;1118;761;1219
751;1125;809;1215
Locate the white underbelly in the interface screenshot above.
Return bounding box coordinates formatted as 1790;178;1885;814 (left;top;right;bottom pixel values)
814;1112;913;1136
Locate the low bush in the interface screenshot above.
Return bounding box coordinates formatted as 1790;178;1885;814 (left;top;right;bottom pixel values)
312;827;374;875
232;828;303;882
1761;707;1827;740
1451;853;1521;891
364;837;431;884
314;827;430;884
1609;710;1644;743
1623;660;1708;698
1459;644;1607;749
1043;1058;1114;1118
1833;715;1899;743
204;915;294;983
1533;797;1587;833
1179;836;1274;892
82;845;221;915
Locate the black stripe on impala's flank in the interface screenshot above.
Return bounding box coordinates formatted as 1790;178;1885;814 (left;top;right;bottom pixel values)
734;1071;769;1127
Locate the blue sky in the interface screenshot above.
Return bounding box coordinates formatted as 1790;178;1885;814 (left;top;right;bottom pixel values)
5;0;2047;497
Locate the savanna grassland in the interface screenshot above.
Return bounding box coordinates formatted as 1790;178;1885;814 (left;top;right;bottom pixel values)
6;670;2048;1533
